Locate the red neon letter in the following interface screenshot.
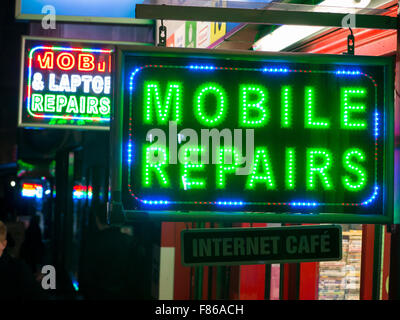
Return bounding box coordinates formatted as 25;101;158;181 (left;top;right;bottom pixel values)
56;52;75;71
97;61;106;72
37;52;54;69
78;53;95;72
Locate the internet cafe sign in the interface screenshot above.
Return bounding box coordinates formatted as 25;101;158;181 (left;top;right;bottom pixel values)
110;47;394;223
181;225;342;266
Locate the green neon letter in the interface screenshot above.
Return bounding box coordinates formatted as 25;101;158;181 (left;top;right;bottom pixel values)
341;88;367;129
99;97;111;116
285;147;296;190
79;96;86;114
306;148;333;190
180;147;205;190
86;97;99;114
305;87;330;129
281;86;292;128
342;148;367;191
66;96;79;114
143;145;170;188
246;147;276;190
144;81;182;124
31;94;44;112
44;94;55;112
239;84;268;127
194;82;227;126
216;147;240;189
56;95;68;113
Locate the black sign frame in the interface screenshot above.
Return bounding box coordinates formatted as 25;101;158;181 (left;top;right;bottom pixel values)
110;46;395;224
181;225;342;266
19;36;119;130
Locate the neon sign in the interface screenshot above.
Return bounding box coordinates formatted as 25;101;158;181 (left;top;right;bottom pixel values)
21;183;43;199
19;38;114;130
73;185;93;200
110;48;394;223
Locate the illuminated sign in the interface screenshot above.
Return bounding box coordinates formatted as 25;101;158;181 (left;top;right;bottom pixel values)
73;185;93;200
21;183;43;198
181;225;342;266
16;0;151;24
111;47;394;223
19;38;114;130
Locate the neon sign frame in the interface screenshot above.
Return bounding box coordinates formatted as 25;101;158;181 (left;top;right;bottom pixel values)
19;37;115;130
110;46;394;224
126;65;381;209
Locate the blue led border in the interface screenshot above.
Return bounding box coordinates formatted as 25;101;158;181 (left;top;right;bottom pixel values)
127;64;380;208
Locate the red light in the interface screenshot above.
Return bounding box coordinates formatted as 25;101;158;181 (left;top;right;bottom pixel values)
56;52;75;71
78;54;95;72
98;61;106;72
37;52;54;69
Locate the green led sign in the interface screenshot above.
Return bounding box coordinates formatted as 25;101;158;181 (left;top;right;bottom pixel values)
19;38;114;130
111;47;394;223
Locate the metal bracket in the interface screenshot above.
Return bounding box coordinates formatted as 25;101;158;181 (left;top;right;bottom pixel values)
158;19;167;47
136;4;397;30
347;27;355;55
